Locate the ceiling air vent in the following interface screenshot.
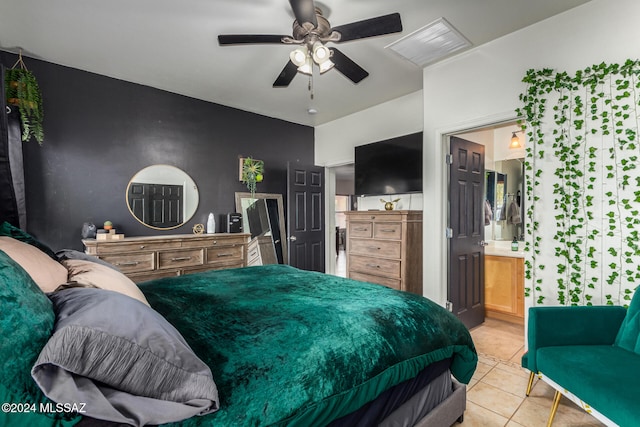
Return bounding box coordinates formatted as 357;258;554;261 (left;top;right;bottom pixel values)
385;17;471;67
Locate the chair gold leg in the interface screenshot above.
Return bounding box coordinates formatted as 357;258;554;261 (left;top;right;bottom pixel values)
546;390;562;427
525;371;535;396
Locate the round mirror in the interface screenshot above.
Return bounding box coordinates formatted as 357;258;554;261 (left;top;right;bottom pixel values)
126;165;199;230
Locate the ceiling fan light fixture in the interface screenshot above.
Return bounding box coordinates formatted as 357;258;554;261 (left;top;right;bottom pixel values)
290;47;308;67
298;56;313;75
318;59;335;74
311;41;331;63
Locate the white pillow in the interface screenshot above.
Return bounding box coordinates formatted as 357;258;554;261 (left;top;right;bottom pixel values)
0;236;67;292
62;259;150;306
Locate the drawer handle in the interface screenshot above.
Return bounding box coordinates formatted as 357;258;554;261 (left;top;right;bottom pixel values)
368;246;381;251
171;256;192;262
217;253;233;257
139;245;146;249
116;261;140;266
366;263;381;269
380;229;396;233
249;250;258;257
353;227;369;231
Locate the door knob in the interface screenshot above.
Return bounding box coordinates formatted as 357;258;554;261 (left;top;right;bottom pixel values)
478;240;489;246
288;236;297;242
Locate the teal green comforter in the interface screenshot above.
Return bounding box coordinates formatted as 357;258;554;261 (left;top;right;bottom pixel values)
138;265;477;426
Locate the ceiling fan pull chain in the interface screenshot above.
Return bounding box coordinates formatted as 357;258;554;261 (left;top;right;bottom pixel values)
308;74;314;100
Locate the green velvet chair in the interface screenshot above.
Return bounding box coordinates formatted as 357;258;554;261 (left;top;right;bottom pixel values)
522;289;640;427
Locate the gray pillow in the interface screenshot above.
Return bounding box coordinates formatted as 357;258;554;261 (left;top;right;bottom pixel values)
31;288;219;427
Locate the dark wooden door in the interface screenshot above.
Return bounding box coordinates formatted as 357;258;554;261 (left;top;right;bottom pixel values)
449;136;485;329
287;162;325;272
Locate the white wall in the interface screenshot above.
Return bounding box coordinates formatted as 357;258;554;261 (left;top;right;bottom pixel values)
314;90;423;167
315;0;640;304
422;0;640;305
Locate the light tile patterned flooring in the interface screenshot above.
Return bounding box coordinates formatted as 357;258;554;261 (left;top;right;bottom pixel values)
459;318;605;427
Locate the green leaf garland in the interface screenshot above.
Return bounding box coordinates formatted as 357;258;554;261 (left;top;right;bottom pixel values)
517;60;640;307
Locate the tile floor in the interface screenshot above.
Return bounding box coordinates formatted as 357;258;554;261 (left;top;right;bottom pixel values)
457;318;604;427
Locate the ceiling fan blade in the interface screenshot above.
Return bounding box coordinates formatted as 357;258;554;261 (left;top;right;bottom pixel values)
330;48;369;84
289;0;317;27
273;60;298;87
218;34;289;45
332;13;402;42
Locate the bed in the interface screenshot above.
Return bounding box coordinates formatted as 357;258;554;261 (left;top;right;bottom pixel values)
0;222;477;427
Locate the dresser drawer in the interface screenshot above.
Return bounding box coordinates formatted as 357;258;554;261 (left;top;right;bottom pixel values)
349;255;401;278
93;240;181;254
373;222;402;240
188;262;244;274
348;212;403;222
349;271;401;291
348;221;373;238
127;270;179;284
158;249;204;270
99;253;155;273
349;238;401;259
183;236;247;248
206;245;244;264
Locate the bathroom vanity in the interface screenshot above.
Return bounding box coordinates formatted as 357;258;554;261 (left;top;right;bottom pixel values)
484;241;525;324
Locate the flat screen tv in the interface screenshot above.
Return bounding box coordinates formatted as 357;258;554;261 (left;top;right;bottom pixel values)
354;132;423;196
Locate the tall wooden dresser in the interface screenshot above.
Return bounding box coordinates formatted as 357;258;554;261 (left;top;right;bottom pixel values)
345;210;422;295
83;233;250;283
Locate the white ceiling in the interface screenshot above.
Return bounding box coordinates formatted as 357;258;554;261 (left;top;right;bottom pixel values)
0;0;590;127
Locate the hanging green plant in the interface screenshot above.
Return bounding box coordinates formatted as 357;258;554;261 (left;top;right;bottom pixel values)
240;157;264;197
517;60;640;308
4;53;44;144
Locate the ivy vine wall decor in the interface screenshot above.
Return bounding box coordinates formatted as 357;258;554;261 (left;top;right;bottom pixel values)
517;60;640;308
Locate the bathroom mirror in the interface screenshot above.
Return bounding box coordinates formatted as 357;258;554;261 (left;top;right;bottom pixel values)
485;171;506;222
235;192;288;265
126;165;199;230
485;159;524;241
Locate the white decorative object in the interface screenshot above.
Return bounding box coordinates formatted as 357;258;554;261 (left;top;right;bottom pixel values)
207;213;215;234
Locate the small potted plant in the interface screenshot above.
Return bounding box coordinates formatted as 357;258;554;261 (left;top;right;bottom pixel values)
4;53;44;144
240;157;264;198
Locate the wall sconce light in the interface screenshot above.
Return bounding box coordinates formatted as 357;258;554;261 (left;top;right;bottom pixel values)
509;130;525;149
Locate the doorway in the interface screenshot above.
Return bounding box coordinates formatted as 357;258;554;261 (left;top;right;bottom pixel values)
325;164;355;276
447;121;525;328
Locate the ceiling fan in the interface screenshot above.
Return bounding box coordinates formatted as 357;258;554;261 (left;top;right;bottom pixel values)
217;0;403;88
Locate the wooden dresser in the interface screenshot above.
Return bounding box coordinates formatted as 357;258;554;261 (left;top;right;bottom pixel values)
345;210;422;295
83;233;250;283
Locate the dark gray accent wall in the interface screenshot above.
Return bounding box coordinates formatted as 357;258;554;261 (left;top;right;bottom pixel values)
0;52;314;251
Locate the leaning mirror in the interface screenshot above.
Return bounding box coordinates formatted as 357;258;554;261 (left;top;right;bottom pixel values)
126;165;199;230
235;192;287;265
